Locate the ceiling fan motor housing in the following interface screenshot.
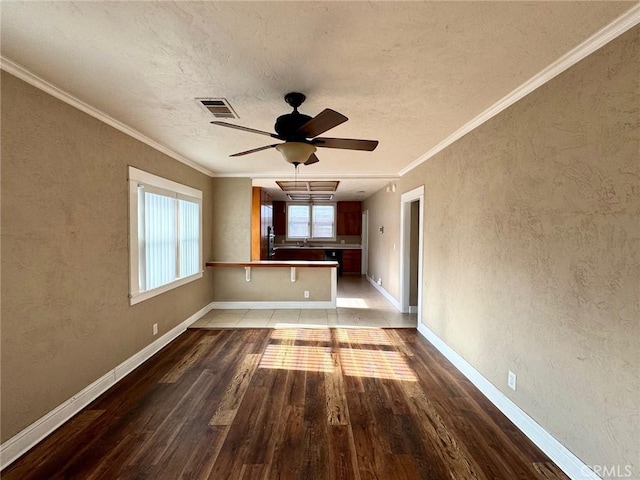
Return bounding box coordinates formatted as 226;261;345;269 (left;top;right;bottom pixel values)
274;113;313;141
275;92;314;141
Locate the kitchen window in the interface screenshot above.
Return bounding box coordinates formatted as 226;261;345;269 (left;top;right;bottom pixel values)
286;203;335;240
128;167;203;305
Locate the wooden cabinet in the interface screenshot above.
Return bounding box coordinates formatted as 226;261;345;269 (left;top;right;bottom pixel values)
251;187;272;261
273;247;361;274
337;202;362;236
342;249;362;275
272;248;324;261
273;201;286;236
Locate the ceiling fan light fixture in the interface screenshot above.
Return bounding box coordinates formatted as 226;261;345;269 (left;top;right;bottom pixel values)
275;142;317;165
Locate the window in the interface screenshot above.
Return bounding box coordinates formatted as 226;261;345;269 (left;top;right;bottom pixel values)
286;203;335;240
128;167;203;305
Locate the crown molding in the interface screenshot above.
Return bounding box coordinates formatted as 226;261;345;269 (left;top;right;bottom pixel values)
239;173;400;180
399;3;640;177
0;56;215;177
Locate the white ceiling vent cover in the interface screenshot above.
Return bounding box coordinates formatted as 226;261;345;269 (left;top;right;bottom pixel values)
196;98;238;119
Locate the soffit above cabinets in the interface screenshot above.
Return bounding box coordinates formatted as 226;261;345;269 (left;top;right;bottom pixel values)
287;194;334;201
277;181;340;193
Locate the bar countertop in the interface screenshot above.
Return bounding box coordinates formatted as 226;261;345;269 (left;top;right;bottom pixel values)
205;260;339;268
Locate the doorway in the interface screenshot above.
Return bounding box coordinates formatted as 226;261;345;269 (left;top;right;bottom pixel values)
400;186;424;324
361;210;368;276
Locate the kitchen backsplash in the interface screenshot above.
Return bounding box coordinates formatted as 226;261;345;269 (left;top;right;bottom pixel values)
274;235;361;245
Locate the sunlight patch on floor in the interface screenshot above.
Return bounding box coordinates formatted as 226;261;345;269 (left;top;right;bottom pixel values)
336;297;370;308
259;344;334;373
270;328;331;342
336;328;395;346
271;323;384;330
259;328;415;381
339;348;417;382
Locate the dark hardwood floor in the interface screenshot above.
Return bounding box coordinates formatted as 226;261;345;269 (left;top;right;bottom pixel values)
3;328;568;479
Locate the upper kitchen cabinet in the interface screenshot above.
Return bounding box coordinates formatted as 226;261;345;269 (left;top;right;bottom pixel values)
273;201;286;236
337;201;362;236
251;187;273;260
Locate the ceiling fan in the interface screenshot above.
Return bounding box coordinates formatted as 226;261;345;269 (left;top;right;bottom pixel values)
211;92;378;166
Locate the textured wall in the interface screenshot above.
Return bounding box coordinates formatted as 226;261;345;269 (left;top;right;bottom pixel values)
369;26;639;476
363;188;401;298
211;268;332;302
1;72;214;442
210;177;252;262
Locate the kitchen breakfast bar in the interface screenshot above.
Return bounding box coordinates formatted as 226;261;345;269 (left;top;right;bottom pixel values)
206;260;339;309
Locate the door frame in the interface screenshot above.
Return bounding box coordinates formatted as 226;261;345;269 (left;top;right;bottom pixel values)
361;210;368;275
399;186;424;323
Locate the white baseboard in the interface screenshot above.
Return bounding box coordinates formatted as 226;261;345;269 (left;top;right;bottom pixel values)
366;275;402;311
416;322;600;480
0;302;214;470
210;300;335;309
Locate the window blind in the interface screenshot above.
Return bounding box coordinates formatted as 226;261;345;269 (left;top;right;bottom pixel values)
128;166;203;305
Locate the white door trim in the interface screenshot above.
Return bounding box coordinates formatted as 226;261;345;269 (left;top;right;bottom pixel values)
399;186;424;322
361;210;369;275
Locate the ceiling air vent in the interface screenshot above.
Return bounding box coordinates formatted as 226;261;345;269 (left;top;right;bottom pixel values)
196;98;238;119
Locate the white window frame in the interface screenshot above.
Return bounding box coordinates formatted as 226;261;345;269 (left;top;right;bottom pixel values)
286;203;336;241
128;166;203;306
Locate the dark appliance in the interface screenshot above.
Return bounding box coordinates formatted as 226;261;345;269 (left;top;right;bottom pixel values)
267;226;275;258
324;249;342;276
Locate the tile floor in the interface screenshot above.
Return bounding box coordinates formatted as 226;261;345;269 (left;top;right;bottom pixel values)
189;275;417;329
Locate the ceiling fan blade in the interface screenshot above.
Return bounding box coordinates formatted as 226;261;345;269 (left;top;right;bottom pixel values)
313;137;379;151
230;144;279;157
304;153;320;165
211;121;280;139
296;109;348;138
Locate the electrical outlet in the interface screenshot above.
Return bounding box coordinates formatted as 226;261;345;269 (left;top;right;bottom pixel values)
508;370;517;391
153;323;158;335
304;290;310;298
377;278;382;285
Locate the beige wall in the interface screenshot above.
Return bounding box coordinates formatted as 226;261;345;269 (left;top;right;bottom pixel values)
363;187;401;297
211;267;332;302
0;72;214;442
211;177;252;262
366;27;639;475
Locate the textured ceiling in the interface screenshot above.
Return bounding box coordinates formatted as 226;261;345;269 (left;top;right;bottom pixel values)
1;1;636;200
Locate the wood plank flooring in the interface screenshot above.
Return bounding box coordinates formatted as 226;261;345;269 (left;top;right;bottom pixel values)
3;327;568;480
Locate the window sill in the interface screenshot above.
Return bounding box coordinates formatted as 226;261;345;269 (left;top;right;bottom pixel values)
129;272;203;306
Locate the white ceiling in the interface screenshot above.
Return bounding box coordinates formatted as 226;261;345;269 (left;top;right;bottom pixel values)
1;1;637;200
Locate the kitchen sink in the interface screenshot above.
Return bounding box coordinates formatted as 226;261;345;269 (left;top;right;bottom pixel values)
276;244;361;249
